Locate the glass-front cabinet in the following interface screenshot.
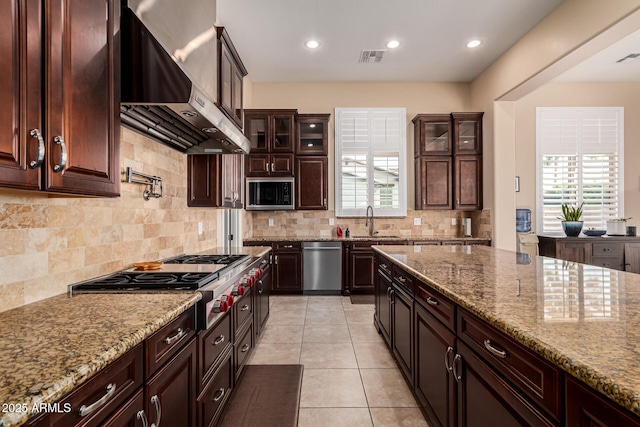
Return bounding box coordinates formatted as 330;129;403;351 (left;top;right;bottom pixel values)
452;112;483;154
412;114;452;156
296;114;329;155
272;115;294;152
245;114;268;152
244;110;296;153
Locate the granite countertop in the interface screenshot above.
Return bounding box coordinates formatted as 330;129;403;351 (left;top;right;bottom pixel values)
373;244;640;415
0;246;272;426
245;236;489;242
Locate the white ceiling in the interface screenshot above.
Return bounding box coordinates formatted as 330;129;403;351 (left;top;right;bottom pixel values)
216;0;564;83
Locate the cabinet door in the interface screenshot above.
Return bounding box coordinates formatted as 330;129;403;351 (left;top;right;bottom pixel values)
296;114;329;155
101;389;145;427
452;113;483;155
456;341;553;427
566;376;640;427
271;115;294;152
232;154;244;208
454;155;482;210
270;153;294;176
221;154;243;208
273;251;303;293
256;264;271;336
625;242;640;274
187;155;221;207
391;284;413;385
232;68;244;126
350;250;375;293
246;154;270;177
45;0;120;196
375;270;392;345
219;41;233;125
296;156;328;210
413;114;452;156
245;114;269;152
416;156;452;210
415;305;456;427
557;242;592;264
145;338;197;427
0;0;41;190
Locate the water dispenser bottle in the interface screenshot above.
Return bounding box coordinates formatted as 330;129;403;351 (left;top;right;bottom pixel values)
516;209;531;233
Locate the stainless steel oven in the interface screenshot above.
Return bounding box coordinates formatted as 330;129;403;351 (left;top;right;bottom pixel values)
246;177;295;210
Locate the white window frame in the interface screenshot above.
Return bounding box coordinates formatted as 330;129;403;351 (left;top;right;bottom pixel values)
536;107;624;233
335;108;407;217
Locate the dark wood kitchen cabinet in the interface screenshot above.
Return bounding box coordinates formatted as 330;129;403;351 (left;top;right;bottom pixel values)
187;154;244;208
0;0;120;197
296;114;329;155
217;27;247;128
244;109;297;177
296;156;328;210
413;113;482;211
347;241;402;294
255;258;271;337
391;282;413;385
566;376;640;427
272;242;303;293
375;262;393;345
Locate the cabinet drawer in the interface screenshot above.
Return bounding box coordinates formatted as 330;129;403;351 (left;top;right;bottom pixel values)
48;345;144;427
197;348;233;427
592;242;624;257
457;309;562;421
591;256;624;270
101;388;144;427
392;265;414;294
234;322;254;379
415;284;455;331
145;307;196;377
378;257;393;277
235;290;253;335
273;241;302;251
200;312;232;388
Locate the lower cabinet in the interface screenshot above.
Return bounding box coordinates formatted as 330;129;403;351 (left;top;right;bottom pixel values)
375;268;392;345
101;389;145;427
197;348;233;427
255;262;271;337
566;376;640;427
272;243;303;293
391;283;413;385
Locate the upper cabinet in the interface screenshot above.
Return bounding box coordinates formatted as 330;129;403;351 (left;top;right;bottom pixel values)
412;114;452;156
0;0;120;197
187;154;244;209
217;27;247;129
296;114;330;155
245;110;297;153
452;112;483;154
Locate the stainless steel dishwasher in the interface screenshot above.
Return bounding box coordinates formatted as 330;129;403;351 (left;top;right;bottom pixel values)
303;241;342;294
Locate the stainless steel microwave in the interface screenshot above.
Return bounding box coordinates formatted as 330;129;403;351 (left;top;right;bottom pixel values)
246;178;295;210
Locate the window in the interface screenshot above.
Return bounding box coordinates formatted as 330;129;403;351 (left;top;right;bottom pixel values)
536;107;624;233
335;108;407;217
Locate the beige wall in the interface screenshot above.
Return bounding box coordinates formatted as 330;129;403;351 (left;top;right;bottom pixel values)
0;128;222;312
515;82;640;231
470;0;640;250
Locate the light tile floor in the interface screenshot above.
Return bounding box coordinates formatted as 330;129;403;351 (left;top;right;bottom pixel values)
246;295;429;427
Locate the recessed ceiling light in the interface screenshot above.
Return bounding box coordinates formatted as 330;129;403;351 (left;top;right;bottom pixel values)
305;40;320;49
309;124;316;128
386;40;400;49
466;39;482;48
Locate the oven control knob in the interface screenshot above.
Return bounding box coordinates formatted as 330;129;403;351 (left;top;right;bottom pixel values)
240;275;254;287
231;285;245;296
221;295;234;307
213;299;229;313
251;268;262;279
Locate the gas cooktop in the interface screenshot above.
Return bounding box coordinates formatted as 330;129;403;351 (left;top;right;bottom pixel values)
70;271;219;292
162;254;250;265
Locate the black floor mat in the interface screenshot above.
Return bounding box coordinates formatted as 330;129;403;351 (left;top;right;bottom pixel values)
218;364;303;427
350;294;375;304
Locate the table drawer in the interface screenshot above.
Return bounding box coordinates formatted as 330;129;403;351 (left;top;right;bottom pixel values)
592;242;624;257
415;284;455;331
200;312;232;388
457;309;562;422
145;307;196;377
197;348;233;427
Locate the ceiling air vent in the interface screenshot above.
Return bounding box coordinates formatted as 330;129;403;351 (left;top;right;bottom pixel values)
616;53;640;63
359;50;386;63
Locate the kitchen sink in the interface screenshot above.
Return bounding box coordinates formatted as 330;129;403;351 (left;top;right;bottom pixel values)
352;235;400;239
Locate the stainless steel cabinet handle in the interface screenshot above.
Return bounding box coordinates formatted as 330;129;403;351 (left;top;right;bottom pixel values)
241;304;249;311
380;263;388;270
213;335;225;345
452;354;462;382
390;289;395;304
164;328;185;345
137;410;149;427
213;388;225;402
426;296;439;306
395;276;407;283
283;245;293;248
29;129;45;169
323;198;327;207
275;255;278;265
241;343;250;352
78;383;117;416
423;198;426;206
260;259;268;266
444;346;454;372
53;136;67;172
150;395;161;427
258;279;263;294
484;340;507;359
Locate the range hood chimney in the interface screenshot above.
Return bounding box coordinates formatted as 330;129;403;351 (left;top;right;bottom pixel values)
120;0;250;154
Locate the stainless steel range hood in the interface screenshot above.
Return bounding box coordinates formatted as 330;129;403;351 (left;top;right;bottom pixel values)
120;0;250;154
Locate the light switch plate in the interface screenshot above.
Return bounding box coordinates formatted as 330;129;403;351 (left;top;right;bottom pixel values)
197;222;203;235
451;218;457;225
414;218;421;226
329;218;335;226
268;218;274;227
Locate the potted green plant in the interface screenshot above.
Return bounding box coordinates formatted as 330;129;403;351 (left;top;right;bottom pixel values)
558;203;584;236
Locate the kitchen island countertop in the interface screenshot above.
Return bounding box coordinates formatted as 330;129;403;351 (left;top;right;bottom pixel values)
245;236;489;243
373;244;640;416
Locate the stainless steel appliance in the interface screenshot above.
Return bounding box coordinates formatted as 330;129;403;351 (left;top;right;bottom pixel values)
119;0;250;155
302;242;342;294
246;178;295;211
69;253;269;331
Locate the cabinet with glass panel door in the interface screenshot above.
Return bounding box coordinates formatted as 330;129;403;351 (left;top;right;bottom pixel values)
244;109;297;177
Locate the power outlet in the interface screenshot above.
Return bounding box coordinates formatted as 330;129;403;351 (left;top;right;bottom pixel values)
414;217;422;226
451;218;457;225
329;218;335;226
197;222;203;235
268;218;274;227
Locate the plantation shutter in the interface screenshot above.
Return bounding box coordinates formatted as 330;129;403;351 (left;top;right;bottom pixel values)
536;107;623;233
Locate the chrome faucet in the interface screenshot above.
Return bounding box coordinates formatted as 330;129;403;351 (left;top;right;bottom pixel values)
365;205;378;237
